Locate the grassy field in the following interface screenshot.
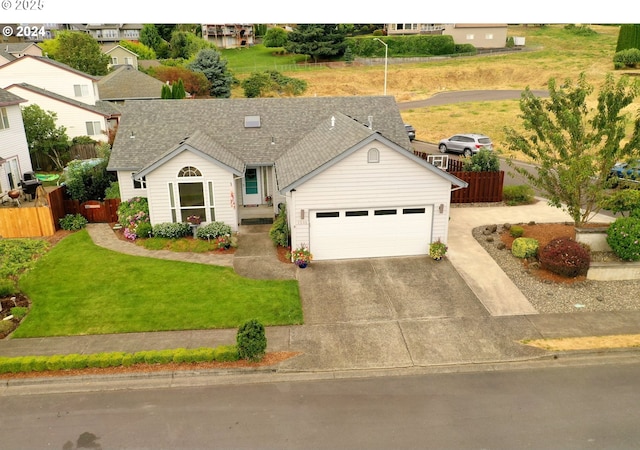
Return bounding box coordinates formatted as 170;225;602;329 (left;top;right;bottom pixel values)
16;231;302;337
226;25;630;156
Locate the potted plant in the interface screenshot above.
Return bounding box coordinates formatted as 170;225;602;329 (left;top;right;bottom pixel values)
186;215;202;225
429;239;448;260
291;245;313;268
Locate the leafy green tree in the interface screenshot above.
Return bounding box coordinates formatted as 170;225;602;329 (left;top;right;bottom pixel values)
169;30;212;59
504;73;640;226
21;104;70;171
118;40;156;60
263;27;288;48
51;31;110;76
285;24;347;63
140;24;163;51
188;48;233;98
616;24;640;52
462;149;500;172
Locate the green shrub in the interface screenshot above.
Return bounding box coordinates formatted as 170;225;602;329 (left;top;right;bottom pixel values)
269;205;289;247
539;237;591;277
104;181;120;200
598;189;640;217
0;239;49;278
117;197;149;227
191;347;215;363
606;217;640;261
45;355;65;371
214;345;239;362
0;279;17;297
0;356;23;373
62;354;89;370
503;185;535;206
511;237;539;258
462;148;500;172
59;213;88;230
172;348;191;363
136;222;153;239
196;221;232;240
237;319;267;362
143;349;174;364
10;306;28;320
613;48;640;69
510;225;524;238
152;222;191;239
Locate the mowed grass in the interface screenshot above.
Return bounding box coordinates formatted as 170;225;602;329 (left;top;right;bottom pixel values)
15;231;302;337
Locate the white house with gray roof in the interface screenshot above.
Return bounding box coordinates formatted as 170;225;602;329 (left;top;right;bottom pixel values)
108;96;467;260
0;88;32;195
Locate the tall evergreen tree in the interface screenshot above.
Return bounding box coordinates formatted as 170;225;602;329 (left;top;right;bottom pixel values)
188;48;233;98
285;24;347;63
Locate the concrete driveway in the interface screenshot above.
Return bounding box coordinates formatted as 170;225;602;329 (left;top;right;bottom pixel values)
296;256;487;325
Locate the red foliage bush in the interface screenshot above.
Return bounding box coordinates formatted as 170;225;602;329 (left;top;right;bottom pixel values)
539;237;591;278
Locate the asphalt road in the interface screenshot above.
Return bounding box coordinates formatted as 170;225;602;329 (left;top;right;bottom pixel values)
4;361;640;449
398;89;549;110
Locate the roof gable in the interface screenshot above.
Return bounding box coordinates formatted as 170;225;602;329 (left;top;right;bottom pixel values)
97;65;164;101
0;87;26;107
0;55;99;81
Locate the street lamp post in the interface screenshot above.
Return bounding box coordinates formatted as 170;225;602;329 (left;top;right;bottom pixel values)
373;38;388;96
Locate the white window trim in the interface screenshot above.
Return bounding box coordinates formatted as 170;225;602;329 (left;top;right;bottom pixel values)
86;121;102;135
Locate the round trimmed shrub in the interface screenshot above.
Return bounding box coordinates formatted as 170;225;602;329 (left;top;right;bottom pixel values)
539;237;591;278
510;225;524;238
606;217;640;261
511;237;539;258
237;319;267;362
152;222;191;239
196;221;232;240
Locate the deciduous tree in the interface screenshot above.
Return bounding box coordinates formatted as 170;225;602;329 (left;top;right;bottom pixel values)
51;31;110;76
504;73;640;226
21;104;70;171
263;27;288;48
149;65;211;97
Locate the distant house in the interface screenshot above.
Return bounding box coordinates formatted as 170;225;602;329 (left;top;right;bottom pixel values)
102;44;138;70
201;24;254;49
108;97;467;261
385;24;447;36
0;88;32;193
0;43;44;66
97;65;164;103
442;24;508;49
85;24;143;43
4;83;120;141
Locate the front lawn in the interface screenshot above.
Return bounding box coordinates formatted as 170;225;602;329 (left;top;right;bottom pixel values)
15;231;302;338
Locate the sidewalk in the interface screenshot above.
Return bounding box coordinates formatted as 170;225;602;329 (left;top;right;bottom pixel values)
2;202;640;393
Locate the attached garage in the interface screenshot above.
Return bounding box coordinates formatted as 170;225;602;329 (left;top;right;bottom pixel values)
309;206;433;260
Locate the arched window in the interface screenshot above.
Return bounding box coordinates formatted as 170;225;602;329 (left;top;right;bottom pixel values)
367;148;380;163
178;166;202;177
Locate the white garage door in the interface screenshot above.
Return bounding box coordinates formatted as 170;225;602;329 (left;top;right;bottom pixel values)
309;206;433;260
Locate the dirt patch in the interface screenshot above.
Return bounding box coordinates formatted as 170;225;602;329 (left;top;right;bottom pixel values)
276;245;291;264
0;351;301;380
0;293;30;339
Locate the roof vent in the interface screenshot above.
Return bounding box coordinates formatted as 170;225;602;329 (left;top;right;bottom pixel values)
244;115;261;128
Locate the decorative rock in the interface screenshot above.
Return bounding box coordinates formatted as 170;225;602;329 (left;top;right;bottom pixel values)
486;224;498;233
485;236;494;242
496;242;506;250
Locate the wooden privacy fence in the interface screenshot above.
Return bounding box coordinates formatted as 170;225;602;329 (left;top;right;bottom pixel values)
0;187;120;238
415;151;505;203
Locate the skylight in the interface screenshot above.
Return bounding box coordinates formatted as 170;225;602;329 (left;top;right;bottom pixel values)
244;115;261;128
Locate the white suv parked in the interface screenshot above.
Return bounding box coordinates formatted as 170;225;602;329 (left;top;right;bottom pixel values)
438;134;493;157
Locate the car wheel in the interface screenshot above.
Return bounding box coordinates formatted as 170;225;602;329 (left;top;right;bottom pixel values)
463;148;473;157
438;144;447;153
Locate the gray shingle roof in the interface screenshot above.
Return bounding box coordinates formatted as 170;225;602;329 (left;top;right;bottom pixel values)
108;96;411;175
97;65;164;101
0;87;26;106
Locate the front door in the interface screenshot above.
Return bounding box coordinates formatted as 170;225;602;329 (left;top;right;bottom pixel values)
242;167;262;205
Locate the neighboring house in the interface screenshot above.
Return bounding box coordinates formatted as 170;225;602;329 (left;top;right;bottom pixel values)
201;24;254;48
96;65;164;104
4;83;120;141
85;24;143;43
442;24;508;49
108;97;467;261
0;55;101;106
102;44;138;70
0;88;33;193
385;24;447;36
0;42;44;66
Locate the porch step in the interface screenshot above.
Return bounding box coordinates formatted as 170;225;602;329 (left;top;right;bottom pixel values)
241;217;274;225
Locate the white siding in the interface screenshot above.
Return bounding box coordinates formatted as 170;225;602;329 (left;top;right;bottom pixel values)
116;170;147;203
0;57;99;105
288;143;453;256
0;103;32;192
144;151;238;230
6;85;108;141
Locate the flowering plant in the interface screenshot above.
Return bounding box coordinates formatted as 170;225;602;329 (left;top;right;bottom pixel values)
186;215;202;225
429;239;448;260
291;245;313;267
265;195;273;206
215;234;232;249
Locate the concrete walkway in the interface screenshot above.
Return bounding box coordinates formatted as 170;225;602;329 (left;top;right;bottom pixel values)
2;202;640;394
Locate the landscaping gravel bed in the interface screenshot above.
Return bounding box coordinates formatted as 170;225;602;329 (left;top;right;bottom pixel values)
472;225;640;314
